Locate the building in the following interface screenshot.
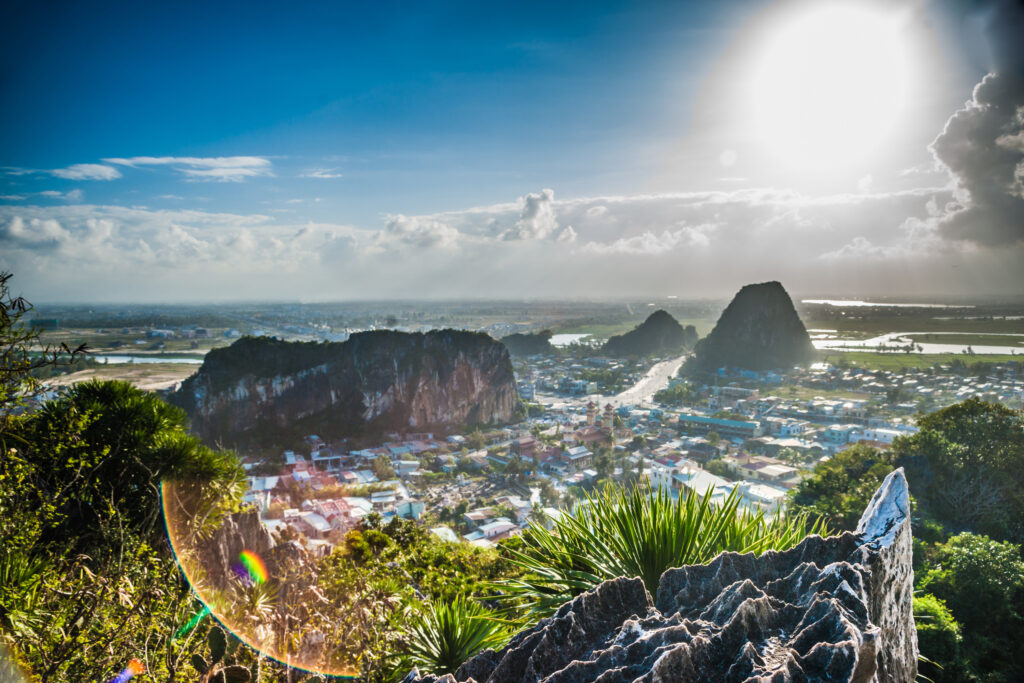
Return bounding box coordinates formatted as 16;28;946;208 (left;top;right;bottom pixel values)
676;413;764;440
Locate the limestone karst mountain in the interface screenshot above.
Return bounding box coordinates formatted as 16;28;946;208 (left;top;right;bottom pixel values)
601;310;697;357
691;281;815;372
171;330;517;446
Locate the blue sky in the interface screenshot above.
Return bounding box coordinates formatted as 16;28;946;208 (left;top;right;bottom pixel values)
2;0;1022;301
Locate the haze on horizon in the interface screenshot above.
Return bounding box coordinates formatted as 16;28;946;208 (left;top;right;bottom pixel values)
1;0;1022;303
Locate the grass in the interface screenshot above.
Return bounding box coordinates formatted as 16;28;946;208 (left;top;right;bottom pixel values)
818;351;1022;371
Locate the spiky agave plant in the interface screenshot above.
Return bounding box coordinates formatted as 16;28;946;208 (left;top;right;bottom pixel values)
498;482;829;622
404;596;509;675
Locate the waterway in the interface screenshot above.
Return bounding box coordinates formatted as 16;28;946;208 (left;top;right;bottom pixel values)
813;332;1022;355
94;354;205;365
549;333;592;347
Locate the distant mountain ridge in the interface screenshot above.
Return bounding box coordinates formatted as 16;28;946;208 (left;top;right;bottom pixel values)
171;331;517;446
691;281;815;372
601;310;697;356
500;330;555;356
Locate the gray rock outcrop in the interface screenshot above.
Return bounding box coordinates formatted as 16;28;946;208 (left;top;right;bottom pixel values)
411;468;916;682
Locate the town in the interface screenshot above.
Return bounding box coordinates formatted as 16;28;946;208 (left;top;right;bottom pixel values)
240;349;1023;556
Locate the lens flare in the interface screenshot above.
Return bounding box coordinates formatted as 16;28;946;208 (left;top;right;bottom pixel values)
173;605;211;640
161;479;359;678
110;658;144;683
237;550;268;584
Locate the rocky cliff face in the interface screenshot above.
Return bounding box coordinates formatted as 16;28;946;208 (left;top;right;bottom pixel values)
602;310;697;357
410;468;917;683
692;281;815;372
172;330;517;445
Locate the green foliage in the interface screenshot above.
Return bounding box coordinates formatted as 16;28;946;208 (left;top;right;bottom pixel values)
654;382;696;406
703;459;734;481
405;596;509;675
914;594;970;683
788;444;895;530
373;454;397;480
893;398;1024;543
916;533;1024;681
316;516;524;678
499;482;829;621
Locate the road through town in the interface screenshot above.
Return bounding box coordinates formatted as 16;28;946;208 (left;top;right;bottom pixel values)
541;354;689;410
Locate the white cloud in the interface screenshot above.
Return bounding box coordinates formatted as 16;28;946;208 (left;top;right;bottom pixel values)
50;163;122;180
930;72;1024;246
380;214;460;249
499;188;560;240
103;156;274;182
300;168;343;179
2;180;1022;302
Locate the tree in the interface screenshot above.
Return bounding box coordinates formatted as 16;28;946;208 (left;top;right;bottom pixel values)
537;480;557;507
706;431;721;447
787;444;895;530
373;454;397;480
892;398;1024;542
0;271;87;444
704;459;734;481
917;533;1024;680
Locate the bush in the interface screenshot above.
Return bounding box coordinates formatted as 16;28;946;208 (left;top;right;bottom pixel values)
914;594;969;682
499;482;829;621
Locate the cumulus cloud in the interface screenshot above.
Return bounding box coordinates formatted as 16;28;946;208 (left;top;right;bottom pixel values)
931;73;1024;245
50;163;122;180
381;214;460;249
103;156;274;181
2;181;1021;301
499;188;560;240
929;0;1024;246
583;225;712;255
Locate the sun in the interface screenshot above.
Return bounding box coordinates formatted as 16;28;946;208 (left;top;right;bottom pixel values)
747;2;910;170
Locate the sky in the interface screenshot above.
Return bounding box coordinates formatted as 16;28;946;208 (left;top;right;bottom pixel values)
1;0;1022;302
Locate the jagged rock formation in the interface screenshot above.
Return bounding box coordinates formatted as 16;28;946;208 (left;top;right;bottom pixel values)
692;281;814;372
501;330;556;356
409;468;916;683
602;311;697;357
172;331;517;445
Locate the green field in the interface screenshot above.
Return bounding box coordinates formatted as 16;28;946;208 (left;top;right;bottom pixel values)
557;317;716;340
39;327;231;356
818;351;1022;371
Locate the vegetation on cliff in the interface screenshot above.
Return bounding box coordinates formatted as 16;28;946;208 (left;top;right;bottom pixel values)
690;281;815;372
789;398;1024;682
500;330;555;356
601;309;697;357
172;329;517;447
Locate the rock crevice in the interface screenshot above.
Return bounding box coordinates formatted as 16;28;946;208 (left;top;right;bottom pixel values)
412;468;916;683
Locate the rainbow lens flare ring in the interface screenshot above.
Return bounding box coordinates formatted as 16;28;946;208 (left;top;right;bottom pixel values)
237;549;268;584
161;479;359;678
